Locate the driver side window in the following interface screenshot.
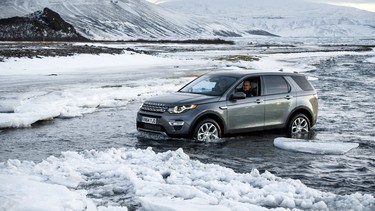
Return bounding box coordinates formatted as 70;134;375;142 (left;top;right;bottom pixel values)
235;77;260;97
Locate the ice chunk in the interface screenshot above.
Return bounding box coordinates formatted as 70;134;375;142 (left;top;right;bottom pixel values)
274;137;359;154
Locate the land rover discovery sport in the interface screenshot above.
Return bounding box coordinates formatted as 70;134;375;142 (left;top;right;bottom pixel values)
137;71;318;141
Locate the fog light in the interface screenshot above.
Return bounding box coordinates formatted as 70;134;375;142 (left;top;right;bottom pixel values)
169;121;184;126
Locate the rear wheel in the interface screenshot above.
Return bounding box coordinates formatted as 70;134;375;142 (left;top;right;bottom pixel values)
193;119;221;141
288;113;310;134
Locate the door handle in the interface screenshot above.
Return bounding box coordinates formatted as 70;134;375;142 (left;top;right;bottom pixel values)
285;95;292;100
219;106;228;110
255;99;263;104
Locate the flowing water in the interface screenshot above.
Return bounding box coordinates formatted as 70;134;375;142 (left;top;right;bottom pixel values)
0;52;374;197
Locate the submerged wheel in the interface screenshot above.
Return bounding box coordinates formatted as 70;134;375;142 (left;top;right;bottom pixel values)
288;113;310;134
193;119;221;141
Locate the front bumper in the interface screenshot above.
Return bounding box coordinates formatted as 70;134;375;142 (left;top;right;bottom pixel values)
136;110;194;137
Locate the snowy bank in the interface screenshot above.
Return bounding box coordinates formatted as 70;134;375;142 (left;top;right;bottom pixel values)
0;52;203;128
0;147;373;211
0;77;191;128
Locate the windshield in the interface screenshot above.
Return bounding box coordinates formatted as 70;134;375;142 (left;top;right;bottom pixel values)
179;74;238;96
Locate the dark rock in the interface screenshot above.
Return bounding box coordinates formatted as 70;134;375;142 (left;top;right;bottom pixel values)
246;30;280;37
213;30;242;37
0;42;124;60
0;7;89;41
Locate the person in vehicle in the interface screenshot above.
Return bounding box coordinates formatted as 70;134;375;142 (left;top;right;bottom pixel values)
213;78;229;94
241;80;257;97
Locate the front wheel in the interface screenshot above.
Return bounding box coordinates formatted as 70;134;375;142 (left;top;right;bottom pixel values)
288;113;310;134
193;119;221;142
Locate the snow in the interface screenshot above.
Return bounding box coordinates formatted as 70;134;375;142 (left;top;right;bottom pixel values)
274;137;359;154
1;43;375;210
1;148;374;211
0;50;204;128
0;50;184;76
0;49;351;128
1;44;375;129
1;0;375;40
366;56;375;63
0;0;231;40
0;174;97;211
155;0;375;38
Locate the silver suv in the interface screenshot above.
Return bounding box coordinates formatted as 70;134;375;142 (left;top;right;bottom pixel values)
137;71;318;141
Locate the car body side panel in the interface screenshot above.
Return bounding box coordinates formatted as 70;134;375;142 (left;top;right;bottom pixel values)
264;93;296;128
226;96;265;131
263;76;297;128
188;101;228;134
285;76;318;125
311;94;319;125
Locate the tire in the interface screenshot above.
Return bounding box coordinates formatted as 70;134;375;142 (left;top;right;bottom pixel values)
193;118;221;141
288;113;310;134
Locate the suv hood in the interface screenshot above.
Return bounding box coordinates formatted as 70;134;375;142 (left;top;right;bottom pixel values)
145;92;220;106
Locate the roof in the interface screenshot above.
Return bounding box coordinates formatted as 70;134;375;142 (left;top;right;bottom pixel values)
205;69;304;77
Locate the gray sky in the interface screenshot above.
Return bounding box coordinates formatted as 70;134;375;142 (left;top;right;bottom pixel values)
314;0;375;11
319;0;374;2
147;0;375;12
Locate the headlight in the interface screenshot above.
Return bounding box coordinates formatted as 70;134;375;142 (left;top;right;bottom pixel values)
168;104;197;114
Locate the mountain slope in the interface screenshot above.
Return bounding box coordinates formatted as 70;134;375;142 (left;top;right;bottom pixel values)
154;0;375;37
2;0;374;40
0;0;242;40
0;7;88;41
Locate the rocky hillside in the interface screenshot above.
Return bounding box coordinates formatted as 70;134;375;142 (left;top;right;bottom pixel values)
1;0;374;41
0;8;89;41
0;0;243;40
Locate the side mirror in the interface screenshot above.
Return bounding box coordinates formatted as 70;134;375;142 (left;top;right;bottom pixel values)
230;92;246;100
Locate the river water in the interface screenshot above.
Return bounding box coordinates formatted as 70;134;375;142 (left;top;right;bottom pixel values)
0;48;374;198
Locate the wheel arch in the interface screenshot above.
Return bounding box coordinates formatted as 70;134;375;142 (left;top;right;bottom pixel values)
286;107;314;128
189;112;225;137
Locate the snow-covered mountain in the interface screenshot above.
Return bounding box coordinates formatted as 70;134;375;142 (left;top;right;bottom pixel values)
1;0;374;40
0;0;241;40
0;8;88;41
152;0;375;37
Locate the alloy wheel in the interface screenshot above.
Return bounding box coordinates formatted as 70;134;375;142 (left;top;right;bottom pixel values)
196;122;219;141
291;116;309;133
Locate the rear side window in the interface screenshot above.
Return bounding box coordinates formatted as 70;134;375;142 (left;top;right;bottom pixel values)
263;75;290;95
291;76;314;91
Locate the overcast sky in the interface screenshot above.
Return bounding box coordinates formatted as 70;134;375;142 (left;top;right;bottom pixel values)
148;0;375;12
315;0;375;12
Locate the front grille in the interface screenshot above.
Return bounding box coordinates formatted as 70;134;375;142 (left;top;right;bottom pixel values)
144;124;163;131
137;122;165;132
141;102;168;113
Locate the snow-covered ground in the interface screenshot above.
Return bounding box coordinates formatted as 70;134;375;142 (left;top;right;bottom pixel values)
0;42;374;210
1;147;373;211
